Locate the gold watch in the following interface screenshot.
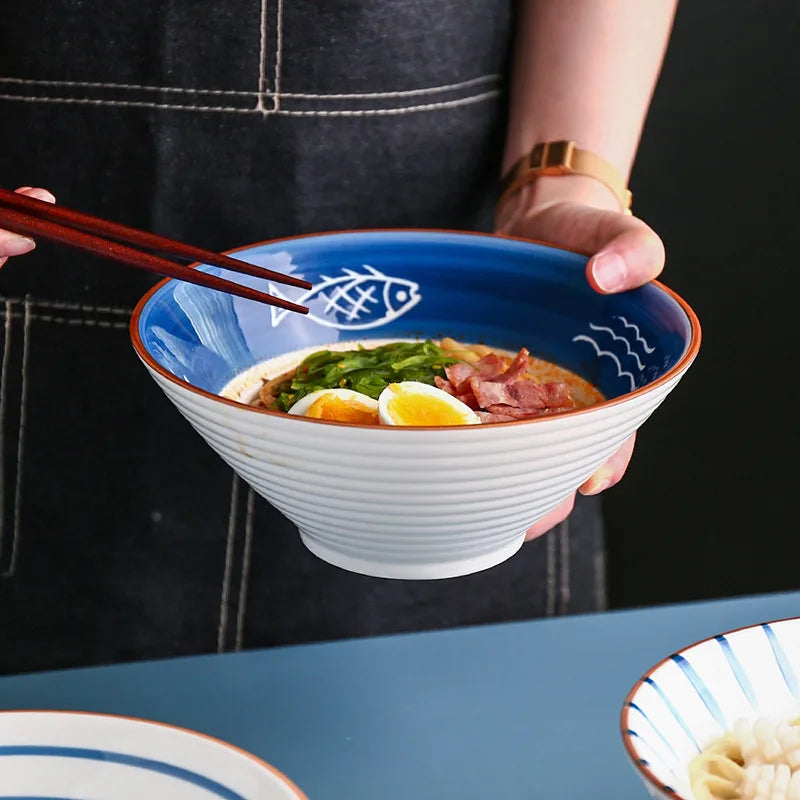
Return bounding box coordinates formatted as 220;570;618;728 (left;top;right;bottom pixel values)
498;140;633;215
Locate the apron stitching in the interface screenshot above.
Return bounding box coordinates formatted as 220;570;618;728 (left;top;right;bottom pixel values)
0;297;132;315
0;76;258;97
287;75;500;100
0;297;132;328
0;300;13;564
559;515;571;615
256;0;269;111
272;0;284;113
23;299;132;315
0;312;128;329
0;73;499;100
545;529;556;616
217;472;240;653
594;549;608;611
2;299;31;578
0;90;501;115
30;315;128;329
279;92;501;116
0;94;255;113
234;488;256;651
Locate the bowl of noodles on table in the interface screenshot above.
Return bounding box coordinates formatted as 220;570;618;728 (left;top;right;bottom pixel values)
621;617;800;800
130;229;700;580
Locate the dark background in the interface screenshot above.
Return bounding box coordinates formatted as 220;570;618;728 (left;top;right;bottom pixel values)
605;1;799;609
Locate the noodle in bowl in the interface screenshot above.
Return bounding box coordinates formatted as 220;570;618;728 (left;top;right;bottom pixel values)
131;229;700;579
621;617;800;800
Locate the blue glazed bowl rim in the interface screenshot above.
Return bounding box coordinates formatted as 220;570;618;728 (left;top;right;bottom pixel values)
620;614;800;800
130;228;702;430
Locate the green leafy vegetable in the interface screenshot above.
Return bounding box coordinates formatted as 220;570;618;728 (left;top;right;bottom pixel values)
272;340;460;412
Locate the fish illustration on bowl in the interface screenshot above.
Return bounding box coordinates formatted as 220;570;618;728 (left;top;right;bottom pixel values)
268;264;422;330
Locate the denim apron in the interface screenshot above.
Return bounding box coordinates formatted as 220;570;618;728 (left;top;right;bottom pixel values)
0;0;605;674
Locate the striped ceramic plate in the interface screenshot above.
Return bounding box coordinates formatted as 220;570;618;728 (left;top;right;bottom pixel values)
621;617;800;800
0;711;306;799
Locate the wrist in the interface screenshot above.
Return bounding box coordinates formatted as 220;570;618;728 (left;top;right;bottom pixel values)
495;174;623;233
495;138;633;233
522;173;624;211
495;175;622;233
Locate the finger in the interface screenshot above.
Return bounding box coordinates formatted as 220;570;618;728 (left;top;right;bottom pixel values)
578;433;637;495
15;186;56;204
524;492;576;541
0;186;56;263
503;200;665;292
0;229;36;257
586;225;665;294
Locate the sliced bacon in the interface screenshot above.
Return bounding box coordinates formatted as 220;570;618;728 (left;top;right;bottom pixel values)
484;405;552;419
434;375;479;408
445;362;478;391
434;375;456;394
469;376;573;411
442;347;574;424
477;410;520;423
455;390;479;409
447;349;527;390
469;377;517;408
509;380;551;409
473;352;508;380
509;379;573;410
494;347;531;383
530;381;574;409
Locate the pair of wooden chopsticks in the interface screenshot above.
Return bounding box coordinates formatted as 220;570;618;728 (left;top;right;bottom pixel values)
0;188;311;314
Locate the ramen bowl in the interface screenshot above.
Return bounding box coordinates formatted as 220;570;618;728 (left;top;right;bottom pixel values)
0;710;306;798
131;229;700;579
621;616;800;800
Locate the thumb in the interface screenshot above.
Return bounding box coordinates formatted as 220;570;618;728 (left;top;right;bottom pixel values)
500;200;665;293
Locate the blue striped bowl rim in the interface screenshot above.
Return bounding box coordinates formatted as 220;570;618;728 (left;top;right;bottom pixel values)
620;615;800;800
0;710;306;799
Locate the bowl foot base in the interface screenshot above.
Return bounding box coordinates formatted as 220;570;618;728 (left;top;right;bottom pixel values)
297;531;527;580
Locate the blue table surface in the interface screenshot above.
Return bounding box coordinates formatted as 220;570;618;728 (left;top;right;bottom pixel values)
1;590;799;799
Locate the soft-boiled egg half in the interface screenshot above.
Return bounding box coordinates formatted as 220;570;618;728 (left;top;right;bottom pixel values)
377;381;481;426
287;388;380;425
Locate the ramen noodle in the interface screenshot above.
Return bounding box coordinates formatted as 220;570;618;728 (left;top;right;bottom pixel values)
231;337;604;426
689;718;800;800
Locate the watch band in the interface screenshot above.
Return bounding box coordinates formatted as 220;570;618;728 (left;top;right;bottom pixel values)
498;140;633;215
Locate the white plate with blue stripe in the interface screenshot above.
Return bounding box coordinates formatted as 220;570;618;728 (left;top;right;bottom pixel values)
0;711;306;799
621;616;800;800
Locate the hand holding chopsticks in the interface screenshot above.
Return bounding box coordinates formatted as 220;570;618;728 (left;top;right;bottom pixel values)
0;187;311;315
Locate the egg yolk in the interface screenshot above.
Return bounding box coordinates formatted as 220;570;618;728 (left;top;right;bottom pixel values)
386;388;469;426
305;394;379;425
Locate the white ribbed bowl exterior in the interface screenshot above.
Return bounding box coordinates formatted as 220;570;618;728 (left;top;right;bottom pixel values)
145;361;689;579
